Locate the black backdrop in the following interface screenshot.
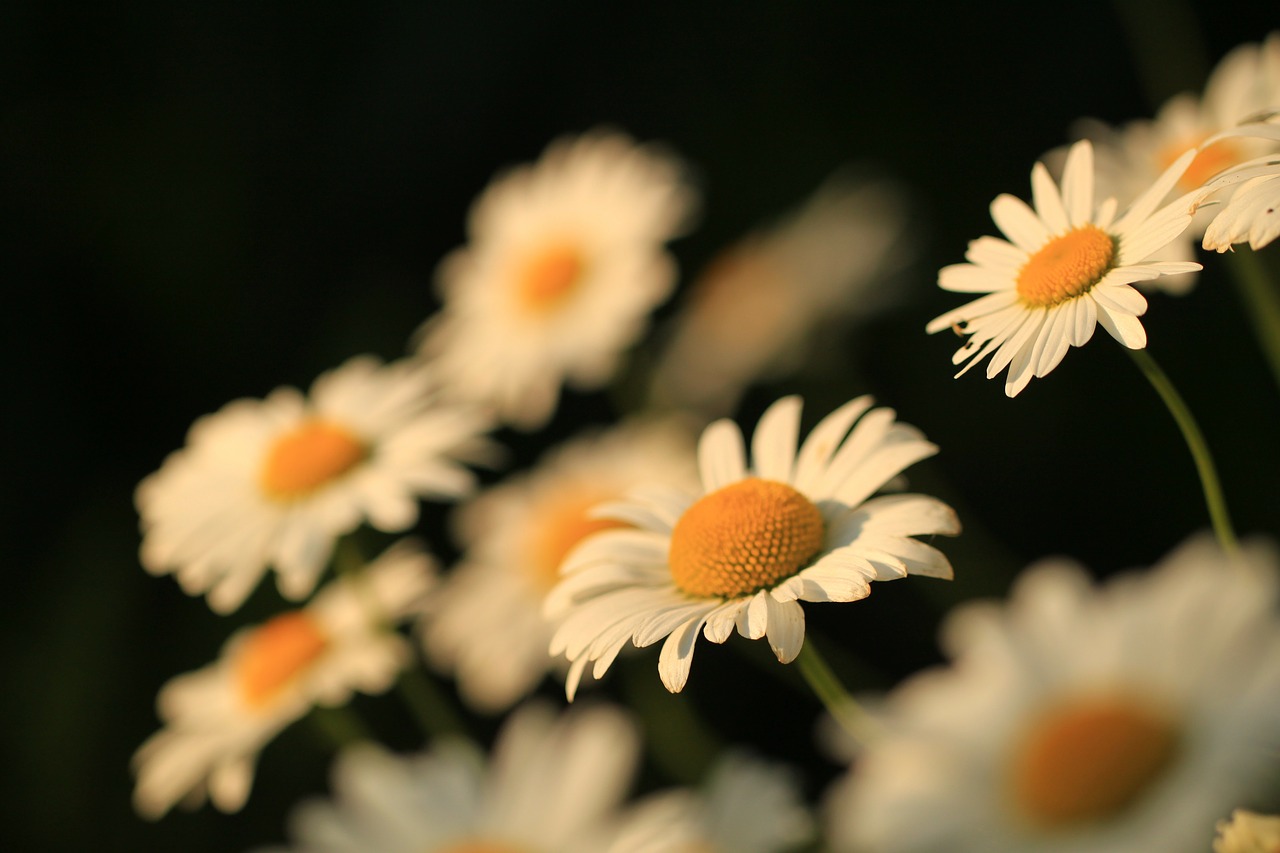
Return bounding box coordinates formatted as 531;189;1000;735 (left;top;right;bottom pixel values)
5;2;1280;850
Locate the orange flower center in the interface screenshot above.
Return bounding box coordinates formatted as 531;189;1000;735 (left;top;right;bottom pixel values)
438;841;533;853
1008;696;1181;829
517;242;586;312
669;477;824;598
260;419;367;501
235;612;330;709
527;492;629;590
1016;225;1115;307
1160;137;1243;192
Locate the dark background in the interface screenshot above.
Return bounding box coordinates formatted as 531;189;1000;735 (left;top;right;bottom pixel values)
5;2;1279;850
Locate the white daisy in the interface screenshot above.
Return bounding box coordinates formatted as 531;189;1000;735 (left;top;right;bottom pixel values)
415;129;697;430
824;535;1280;853
1214;810;1280;853
264;702;641;853
546;394;959;698
137;355;493;613
1198;118;1280;252
1069;33;1280;292
421;420;698;712
132;541;434;820
648;172;912;418
925;140;1204;397
605;752;814;853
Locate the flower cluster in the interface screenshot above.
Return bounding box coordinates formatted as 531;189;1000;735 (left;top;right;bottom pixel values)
131;31;1280;853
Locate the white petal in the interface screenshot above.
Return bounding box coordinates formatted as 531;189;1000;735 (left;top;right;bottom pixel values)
1060;140;1094;227
657;616;706;693
764;595;805;663
751;396;802;482
991;193;1051;252
1031;162;1069;234
1095;302;1148;348
735;591;771;640
698;420;746;491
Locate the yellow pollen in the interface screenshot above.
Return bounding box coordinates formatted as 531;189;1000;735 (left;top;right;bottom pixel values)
1016;225;1115;307
1008;696;1181;829
260;419;367;501
235;611;330;710
526;493;629;590
1160;137;1242;191
669;477;824;598
517;242;586;312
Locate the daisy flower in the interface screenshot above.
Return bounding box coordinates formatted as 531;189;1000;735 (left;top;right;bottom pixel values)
1214;810;1280;853
137;355;492;613
649;172;912;418
605;752;814;853
1198;117;1280;252
546;394;960;698
415;129;697;429
925;139;1204;397
1072;32;1280;291
132;541;434;819
264;703;641;853
421;420;698;712
824;535;1280;853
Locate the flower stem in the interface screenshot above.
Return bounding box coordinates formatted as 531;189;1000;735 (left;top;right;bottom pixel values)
794;641;882;747
1127;347;1238;555
1225;249;1280;393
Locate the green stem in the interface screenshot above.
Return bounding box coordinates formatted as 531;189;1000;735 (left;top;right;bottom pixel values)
396;668;467;738
1225;250;1280;393
794;641;882;747
1127;348;1238;555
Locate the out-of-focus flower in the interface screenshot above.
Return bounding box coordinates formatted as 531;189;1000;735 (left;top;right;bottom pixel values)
649;173;911;419
137;356;492;613
824;535;1280;853
132;542;434;819
264;703;641;853
926;140;1203;397
1214;809;1280;853
415;129;697;430
1198;117;1280;252
421;420;698;712
547;394;958;698
1068;33;1280;292
605;752;814;853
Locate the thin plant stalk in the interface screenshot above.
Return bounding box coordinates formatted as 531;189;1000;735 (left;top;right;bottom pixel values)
1226;249;1280;392
794;641;882;747
1128;347;1238;555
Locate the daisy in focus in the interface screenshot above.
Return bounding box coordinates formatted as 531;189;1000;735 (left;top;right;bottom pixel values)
132;541;434;820
649;172;912;419
926;139;1204;397
606;752;814;853
1214;810;1280;853
415;129;697;430
263;703;641;853
1072;32;1280;291
824;535;1280;853
546;394;959;698
421;420;697;712
1198;116;1280;252
137;355;492;613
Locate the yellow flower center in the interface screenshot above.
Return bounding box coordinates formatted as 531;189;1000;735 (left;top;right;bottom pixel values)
669;478;824;598
1160;136;1243;192
526;492;629;591
1008;696;1181;829
437;841;533;853
260;419;367;501
1016;225;1116;307
517;242;586;312
235;611;330;710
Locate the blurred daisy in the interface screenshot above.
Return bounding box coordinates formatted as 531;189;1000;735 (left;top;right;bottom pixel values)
824;535;1280;853
649;173;912;418
137;355;492;613
547;394;959;698
1198;117;1280;252
606;752;814;853
265;703;640;853
926;140;1204;397
1214;810;1280;853
416;129;697;429
132;541;434;819
422;420;698;712
1069;33;1280;292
